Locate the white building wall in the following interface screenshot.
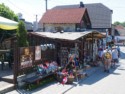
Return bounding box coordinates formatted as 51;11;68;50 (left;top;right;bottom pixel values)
44;23;76;32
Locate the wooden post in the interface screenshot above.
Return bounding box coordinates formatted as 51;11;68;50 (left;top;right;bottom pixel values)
13;40;18;88
81;37;84;65
92;33;94;62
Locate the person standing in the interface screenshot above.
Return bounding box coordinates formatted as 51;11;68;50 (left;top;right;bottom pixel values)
98;48;103;60
117;46;120;58
102;47;112;73
112;47;119;68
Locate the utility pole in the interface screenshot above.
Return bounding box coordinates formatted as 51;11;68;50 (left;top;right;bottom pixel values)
36;15;38;22
45;0;48;11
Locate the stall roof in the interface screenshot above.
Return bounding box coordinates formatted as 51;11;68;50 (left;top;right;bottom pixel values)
30;31;105;41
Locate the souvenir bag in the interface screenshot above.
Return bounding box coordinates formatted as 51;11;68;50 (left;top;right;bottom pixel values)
37;65;44;75
105;51;111;59
61;76;68;85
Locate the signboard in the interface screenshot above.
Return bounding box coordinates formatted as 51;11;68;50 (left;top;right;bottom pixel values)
20;47;33;69
35;46;41;60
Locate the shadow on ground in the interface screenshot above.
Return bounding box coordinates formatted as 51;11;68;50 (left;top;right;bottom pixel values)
0;63;13;78
78;64;120;86
12;80;76;94
11;64;122;94
119;51;125;59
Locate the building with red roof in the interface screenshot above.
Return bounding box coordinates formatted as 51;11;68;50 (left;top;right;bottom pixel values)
39;8;91;32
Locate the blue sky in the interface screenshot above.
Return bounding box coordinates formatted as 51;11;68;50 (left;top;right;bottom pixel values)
0;0;125;23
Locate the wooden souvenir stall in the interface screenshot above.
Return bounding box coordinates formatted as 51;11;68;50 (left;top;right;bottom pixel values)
13;31;105;89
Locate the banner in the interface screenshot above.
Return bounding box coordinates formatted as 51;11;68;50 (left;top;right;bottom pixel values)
35;46;41;60
20;47;33;69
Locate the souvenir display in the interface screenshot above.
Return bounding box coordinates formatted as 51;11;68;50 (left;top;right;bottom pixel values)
37;61;58;76
60;47;69;67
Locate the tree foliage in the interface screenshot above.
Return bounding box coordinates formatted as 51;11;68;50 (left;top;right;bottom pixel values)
16;21;29;47
113;21;121;26
121;22;125;27
0;3;18;21
113;21;125;27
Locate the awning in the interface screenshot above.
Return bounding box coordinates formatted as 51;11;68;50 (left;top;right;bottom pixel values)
0;16;18;30
115;36;125;41
30;30;105;41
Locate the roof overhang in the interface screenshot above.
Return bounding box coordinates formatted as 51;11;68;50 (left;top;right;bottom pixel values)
29;30;105;41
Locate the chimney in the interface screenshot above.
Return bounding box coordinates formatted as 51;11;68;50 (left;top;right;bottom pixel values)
79;1;84;8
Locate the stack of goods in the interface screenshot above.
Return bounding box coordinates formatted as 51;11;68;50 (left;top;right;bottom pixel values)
77;70;86;79
85;65;91;69
67;73;74;84
37;61;58;76
56;68;68;84
56;68;75;85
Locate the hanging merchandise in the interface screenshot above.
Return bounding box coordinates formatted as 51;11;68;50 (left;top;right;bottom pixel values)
104;51;112;59
61;76;68;85
60;47;69;67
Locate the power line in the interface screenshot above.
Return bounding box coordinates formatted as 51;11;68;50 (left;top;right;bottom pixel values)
7;0;26;13
6;0;41;21
7;0;40;16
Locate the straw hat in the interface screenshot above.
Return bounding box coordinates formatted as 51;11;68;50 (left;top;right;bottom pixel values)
112;46;116;49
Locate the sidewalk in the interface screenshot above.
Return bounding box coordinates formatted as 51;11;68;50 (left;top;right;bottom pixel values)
0;62;14;94
6;66;101;94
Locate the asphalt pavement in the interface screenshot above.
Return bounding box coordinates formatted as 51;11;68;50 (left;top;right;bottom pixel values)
65;46;125;94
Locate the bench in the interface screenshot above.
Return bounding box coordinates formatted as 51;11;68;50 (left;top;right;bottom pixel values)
23;72;54;90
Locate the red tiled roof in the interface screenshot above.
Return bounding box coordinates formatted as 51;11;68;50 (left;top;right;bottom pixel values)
115;25;125;30
115;25;125;36
40;8;86;24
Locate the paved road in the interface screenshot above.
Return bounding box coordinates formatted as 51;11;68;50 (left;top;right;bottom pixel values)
65;46;125;94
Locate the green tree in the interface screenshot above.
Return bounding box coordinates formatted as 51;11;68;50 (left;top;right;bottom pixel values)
113;21;121;26
16;21;29;47
121;22;125;27
0;3;18;21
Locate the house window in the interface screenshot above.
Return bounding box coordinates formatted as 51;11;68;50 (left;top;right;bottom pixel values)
76;22;86;31
55;27;63;32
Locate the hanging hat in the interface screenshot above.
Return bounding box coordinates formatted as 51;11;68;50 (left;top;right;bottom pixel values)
112;46;116;49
